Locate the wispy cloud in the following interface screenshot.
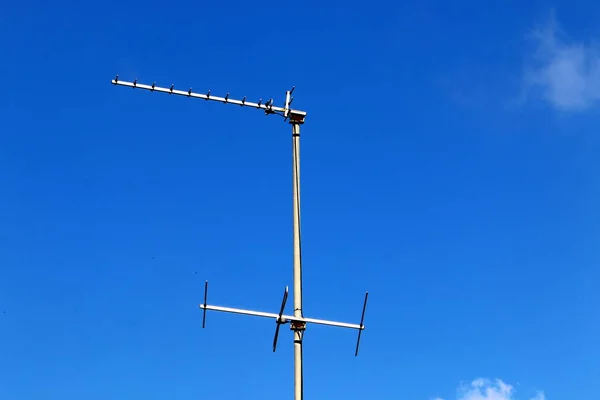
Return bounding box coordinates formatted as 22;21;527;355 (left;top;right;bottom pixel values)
435;378;545;400
523;13;600;112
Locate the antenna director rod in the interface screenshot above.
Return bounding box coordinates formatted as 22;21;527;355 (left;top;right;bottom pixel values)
111;78;307;118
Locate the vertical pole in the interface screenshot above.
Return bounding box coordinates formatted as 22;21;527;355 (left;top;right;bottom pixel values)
292;122;303;400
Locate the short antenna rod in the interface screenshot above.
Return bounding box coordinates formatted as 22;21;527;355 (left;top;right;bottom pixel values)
202;280;208;328
355;291;369;356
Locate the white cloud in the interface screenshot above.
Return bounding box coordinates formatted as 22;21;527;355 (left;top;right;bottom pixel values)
435;378;545;400
523;13;600;112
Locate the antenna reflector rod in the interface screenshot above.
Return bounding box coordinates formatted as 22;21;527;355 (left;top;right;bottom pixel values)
170;84;174;93
114;74;119;84
133;78;137;87
225;93;229;102
354;291;369;356
202;280;209;328
241;96;246;105
151;81;156;90
290;86;295;94
206;90;211;98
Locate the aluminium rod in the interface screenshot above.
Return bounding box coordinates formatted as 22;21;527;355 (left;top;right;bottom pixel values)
198;304;364;330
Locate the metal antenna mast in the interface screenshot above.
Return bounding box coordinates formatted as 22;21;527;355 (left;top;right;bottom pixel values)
111;75;369;400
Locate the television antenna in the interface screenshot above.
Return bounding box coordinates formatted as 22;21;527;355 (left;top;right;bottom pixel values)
110;75;369;400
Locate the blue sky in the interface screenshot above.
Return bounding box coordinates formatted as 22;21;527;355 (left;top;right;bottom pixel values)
1;1;599;399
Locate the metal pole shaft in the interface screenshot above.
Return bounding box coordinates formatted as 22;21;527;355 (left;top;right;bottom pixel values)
292;122;303;400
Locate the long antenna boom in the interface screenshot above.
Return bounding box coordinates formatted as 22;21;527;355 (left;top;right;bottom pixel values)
111;76;307;120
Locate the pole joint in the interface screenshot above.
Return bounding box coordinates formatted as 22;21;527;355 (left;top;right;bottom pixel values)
290;321;306;331
289;111;306;125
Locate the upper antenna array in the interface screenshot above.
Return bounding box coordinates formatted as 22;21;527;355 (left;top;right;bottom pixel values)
111;75;306;124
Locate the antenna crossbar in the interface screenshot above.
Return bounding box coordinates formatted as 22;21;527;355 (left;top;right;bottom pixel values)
199;303;365;330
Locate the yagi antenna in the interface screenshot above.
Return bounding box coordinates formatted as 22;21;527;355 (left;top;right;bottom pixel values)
110;75;368;400
111;75;306;122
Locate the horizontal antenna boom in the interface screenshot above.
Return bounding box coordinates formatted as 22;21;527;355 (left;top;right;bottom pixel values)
111;77;307;121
